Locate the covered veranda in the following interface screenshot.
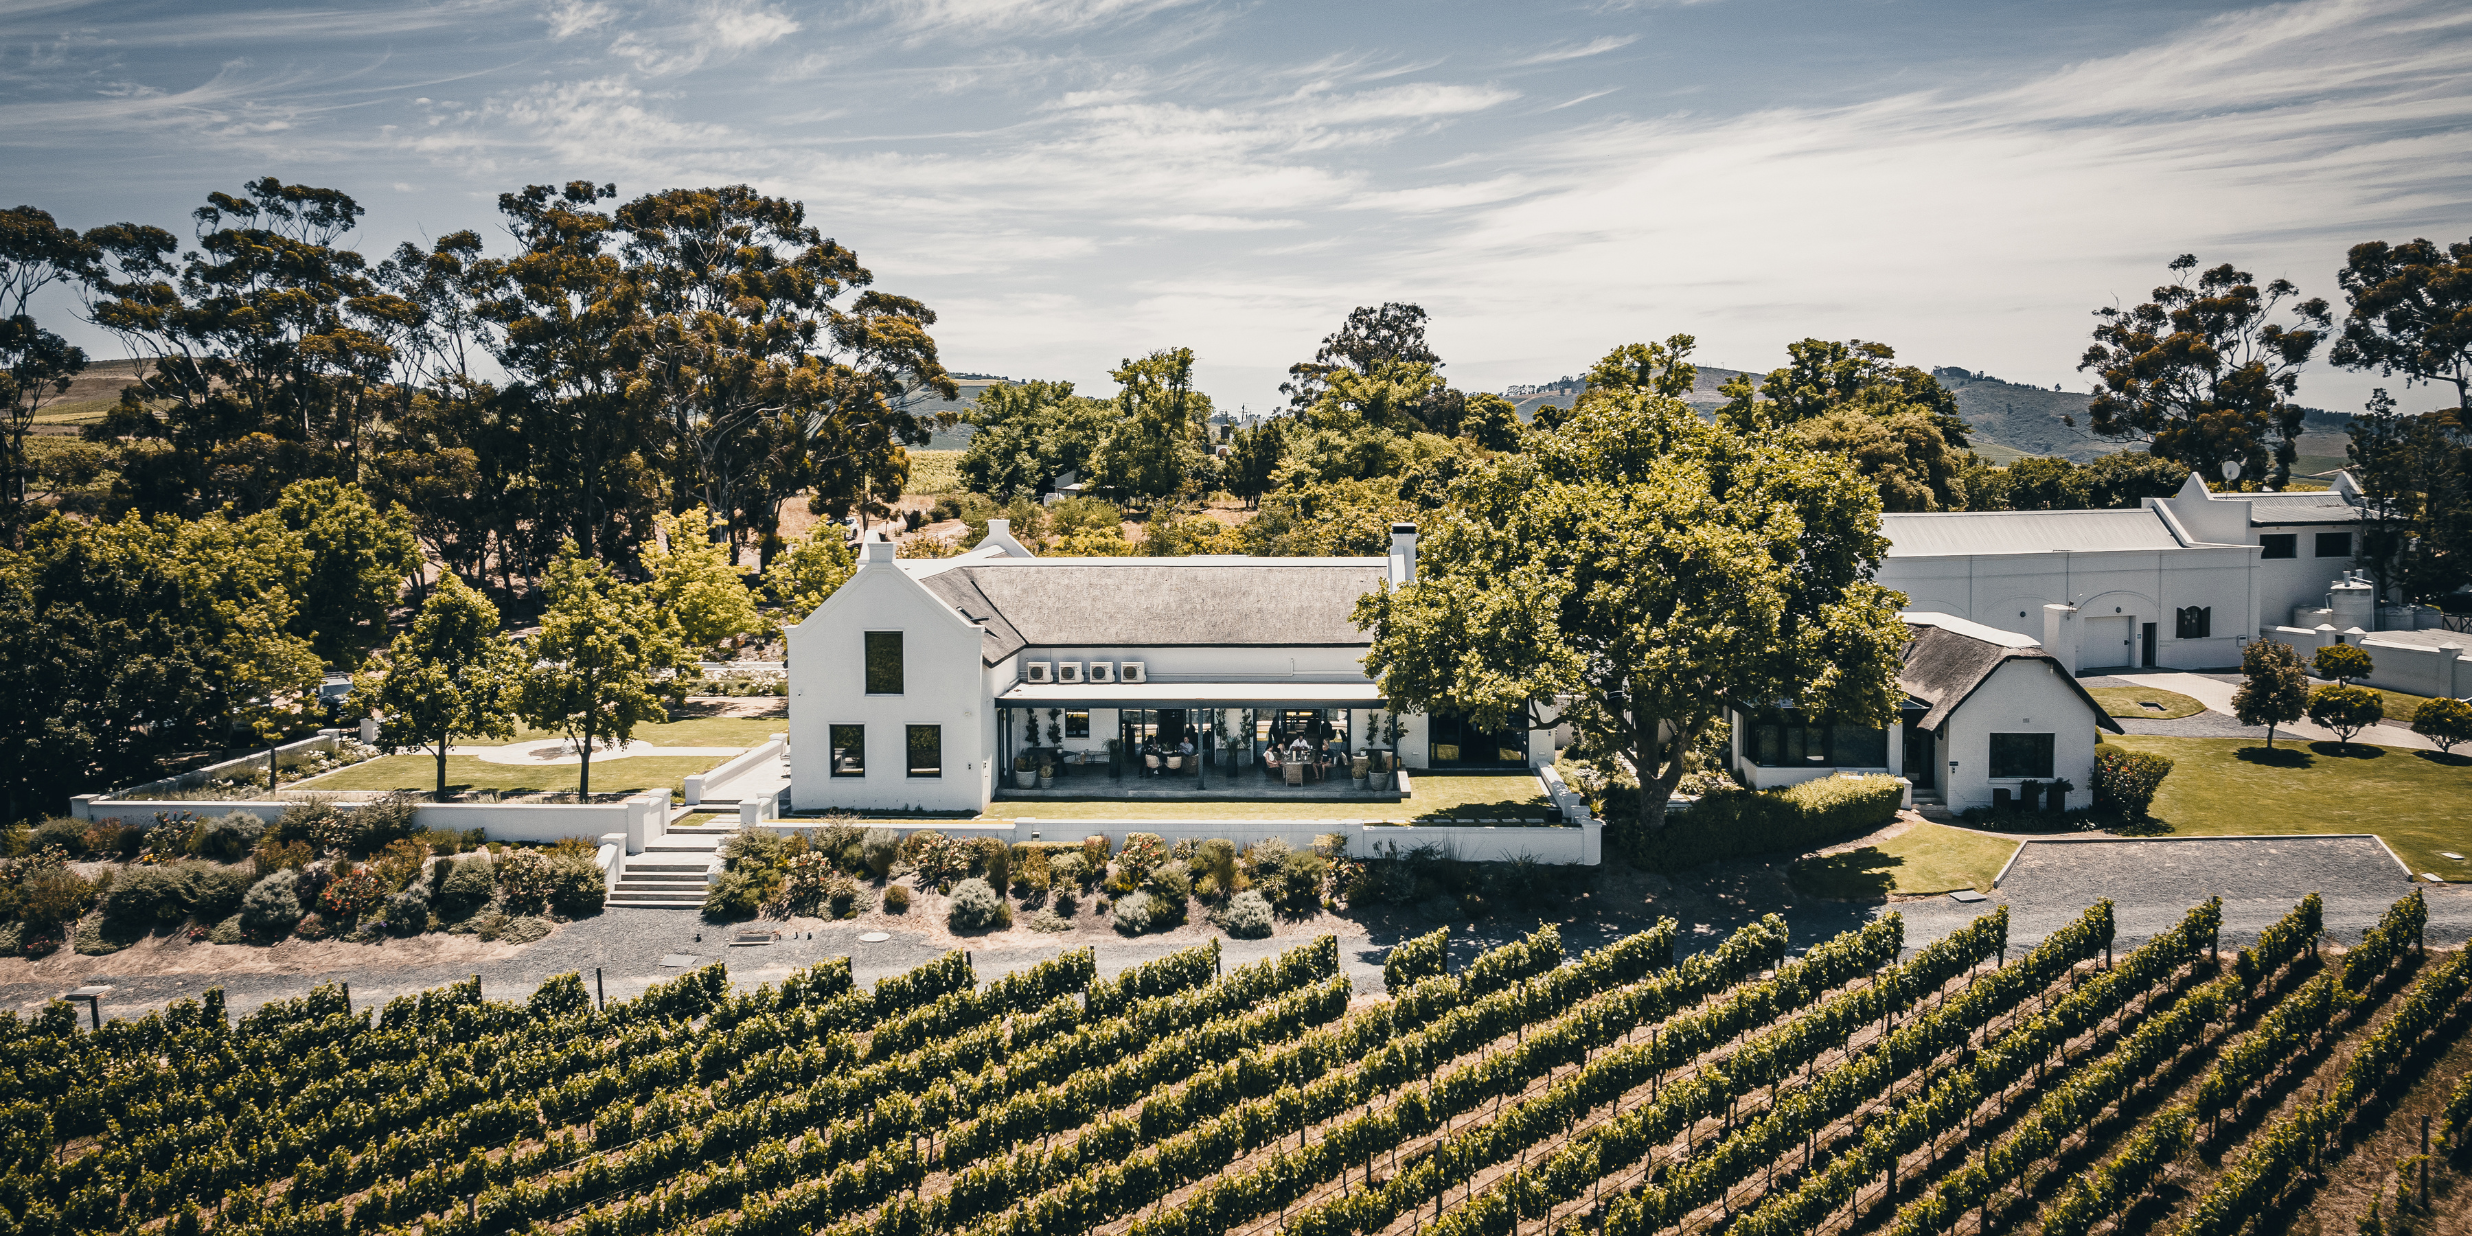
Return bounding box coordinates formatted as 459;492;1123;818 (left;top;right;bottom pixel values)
990;682;1410;802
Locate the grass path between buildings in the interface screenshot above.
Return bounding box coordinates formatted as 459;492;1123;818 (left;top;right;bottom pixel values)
2103;733;2472;877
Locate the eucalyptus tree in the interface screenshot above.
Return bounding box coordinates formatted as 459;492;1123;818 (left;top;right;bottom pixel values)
79;178;418;515
2077;253;2331;489
1358;347;1908;837
0;206;94;545
2333;235;2472;413
516;541;693;799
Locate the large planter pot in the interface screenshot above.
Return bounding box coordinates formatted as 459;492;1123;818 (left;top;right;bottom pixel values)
1038;771;1054;789
1352;774;1368;790
1014;770;1036;789
1372;771;1393;791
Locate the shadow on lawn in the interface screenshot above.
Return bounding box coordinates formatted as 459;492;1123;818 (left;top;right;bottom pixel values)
2236;745;2315;768
2413;750;2472;767
1788;847;1900;901
2307;740;2386;759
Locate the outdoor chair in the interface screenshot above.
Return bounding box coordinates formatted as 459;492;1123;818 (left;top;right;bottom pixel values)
1166;754;1184;771
1145;754;1161;774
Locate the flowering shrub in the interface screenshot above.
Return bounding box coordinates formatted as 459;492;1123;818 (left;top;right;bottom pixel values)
494;849;558;914
769;852;836;917
902;831;968;886
1116;833;1169;883
2093;747;2174;818
319;866;389;920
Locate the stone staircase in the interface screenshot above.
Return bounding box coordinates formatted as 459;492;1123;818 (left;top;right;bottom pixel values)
607;829;732;909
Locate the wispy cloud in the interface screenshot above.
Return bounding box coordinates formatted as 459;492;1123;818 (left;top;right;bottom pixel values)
1511;34;1637;66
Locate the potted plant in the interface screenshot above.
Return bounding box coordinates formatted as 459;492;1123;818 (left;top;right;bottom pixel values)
1046;708;1063;748
1039;761;1055;789
1350;753;1370;787
1014;754;1036;788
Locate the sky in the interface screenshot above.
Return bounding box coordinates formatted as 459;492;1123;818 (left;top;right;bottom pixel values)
4;0;2470;417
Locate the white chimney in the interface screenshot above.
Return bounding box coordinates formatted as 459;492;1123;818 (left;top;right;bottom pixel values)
859;530;897;565
1387;522;1418;585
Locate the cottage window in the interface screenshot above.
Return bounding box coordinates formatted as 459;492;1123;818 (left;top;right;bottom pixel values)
864;632;903;694
2175;606;2212;639
830;725;866;777
1988;733;2054;779
1746;708;1888;768
1065;709;1090;739
2315;532;2353;558
2259;534;2297;559
906;725;941;778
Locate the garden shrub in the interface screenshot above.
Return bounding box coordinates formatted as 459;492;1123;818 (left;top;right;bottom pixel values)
277;798;351;851
1195;838;1239;894
1618;774;1903;873
2093;746;2175;818
351;793;422;855
254;835;314;875
1271;850;1328;909
372;838;429;891
494;850;557;914
434;854;497;918
1111;889;1159;935
1117;833;1169;883
947;877;1006;930
1220;889;1273;939
32;817;88;856
1242;838;1293;885
384;882;431;934
1080;835;1110;870
904;831;967;886
546;851;605;916
703;870;765;920
320;866;389;921
9;864;95;931
208;915;243;945
102;865;182;927
239;870;303;934
190;812;266;862
883;884;911;913
190;866;252;922
1026;908;1071;933
1012;847;1051;898
861;827;899;877
1049;852;1088;888
771;852;834;916
969;837;1010;890
1146;864;1191;903
826;876;862;917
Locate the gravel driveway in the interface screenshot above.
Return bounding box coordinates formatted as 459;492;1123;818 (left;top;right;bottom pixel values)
13;837;2463;1025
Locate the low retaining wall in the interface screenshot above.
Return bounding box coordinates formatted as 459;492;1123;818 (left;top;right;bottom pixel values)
109;731;352;799
747;817;1602;864
686;735;785;806
2262;626;2470;699
69;793;672;851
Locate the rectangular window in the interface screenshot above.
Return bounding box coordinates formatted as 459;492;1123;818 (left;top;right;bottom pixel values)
864;632;903;694
1065;709;1090;738
2175;606;2212;639
2315;531;2353;558
1745;708;1889;768
829;725;866;777
1988;733;2055;779
2259;534;2297;559
906;725;942;778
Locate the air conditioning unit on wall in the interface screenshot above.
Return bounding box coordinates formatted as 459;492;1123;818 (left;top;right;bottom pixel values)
1025;662;1053;684
1088;661;1117;683
1058;662;1084;683
1120;661;1147;684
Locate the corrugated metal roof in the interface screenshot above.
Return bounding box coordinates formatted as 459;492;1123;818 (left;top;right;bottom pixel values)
1882;509;2181;557
2246;492;2361;525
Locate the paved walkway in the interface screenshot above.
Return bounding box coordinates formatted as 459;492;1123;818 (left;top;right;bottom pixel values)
2113;671;2438;751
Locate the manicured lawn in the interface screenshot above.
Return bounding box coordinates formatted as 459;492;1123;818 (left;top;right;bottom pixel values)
501;716;782;747
2086;686;2205;720
295;753;731;799
2103;734;2472;876
2366;686;2436;723
1790;823;2021;899
991;774;1552;823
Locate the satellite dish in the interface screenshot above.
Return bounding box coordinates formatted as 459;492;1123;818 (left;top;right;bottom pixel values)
2220;460;2241;481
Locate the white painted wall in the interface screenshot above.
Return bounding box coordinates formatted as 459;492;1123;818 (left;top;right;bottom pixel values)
1939;659;2105;812
1880;546;2258;671
787;542;993;814
749;815;1603;864
2261;627;2472;700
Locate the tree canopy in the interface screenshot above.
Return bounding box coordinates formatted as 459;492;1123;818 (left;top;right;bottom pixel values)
1718;338;1976;511
1357;349;1908;840
2078;253;2331;489
353;573;518;800
515;542;692;799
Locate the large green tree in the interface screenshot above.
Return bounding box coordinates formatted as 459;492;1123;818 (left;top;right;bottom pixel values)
2077;254;2331;489
957;378;1116;498
80;179;417;516
1;206;95;545
1086;348;1214;503
271;478;421;667
1279;302;1449;424
0;508;323;817
354;574;519;800
516;541;692;798
644;505;763;650
1717;337;1975;510
2332;236;2472;413
1357;356;1908;836
2345;390;2471;603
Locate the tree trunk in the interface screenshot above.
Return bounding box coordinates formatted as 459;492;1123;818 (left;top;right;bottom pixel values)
435;737;451;803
